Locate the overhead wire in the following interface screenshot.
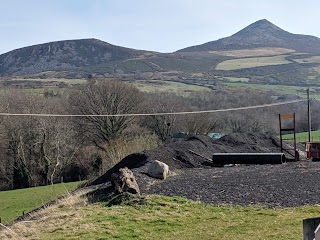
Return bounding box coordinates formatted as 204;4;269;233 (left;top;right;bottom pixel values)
0;99;306;117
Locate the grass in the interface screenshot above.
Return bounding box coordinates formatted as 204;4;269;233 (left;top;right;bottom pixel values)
1;194;320;239
282;130;320;143
100;133;161;172
12;78;87;84
215;76;250;82
0;181;82;224
132;80;211;93
224;82;320;100
210;47;295;58
216;55;291;70
293;56;320;64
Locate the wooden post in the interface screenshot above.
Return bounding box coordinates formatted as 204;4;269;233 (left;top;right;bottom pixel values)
307;88;311;143
303;217;320;240
279;114;283;153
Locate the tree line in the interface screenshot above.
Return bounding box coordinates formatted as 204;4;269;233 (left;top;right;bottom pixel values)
0;79;315;190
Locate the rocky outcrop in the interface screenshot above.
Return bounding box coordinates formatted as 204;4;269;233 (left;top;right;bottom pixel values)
111;167;140;195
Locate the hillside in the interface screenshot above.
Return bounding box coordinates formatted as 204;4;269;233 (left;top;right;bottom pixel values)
2;20;320;87
178;19;320;53
0;39;149;76
1;193;317;239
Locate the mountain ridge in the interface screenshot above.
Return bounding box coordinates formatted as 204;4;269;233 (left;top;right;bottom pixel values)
0;38;149;76
178;19;320;53
1;19;320;82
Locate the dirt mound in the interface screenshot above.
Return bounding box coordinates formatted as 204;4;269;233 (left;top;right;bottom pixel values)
90;133;289;185
213;132;282;153
87;133;316;207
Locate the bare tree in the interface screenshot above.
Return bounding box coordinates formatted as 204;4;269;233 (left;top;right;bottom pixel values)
142;92;187;142
0;90;79;188
68;79;144;149
182;113;220;134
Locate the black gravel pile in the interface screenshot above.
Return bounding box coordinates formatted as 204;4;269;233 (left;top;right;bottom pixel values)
90;133;294;185
90;133;319;207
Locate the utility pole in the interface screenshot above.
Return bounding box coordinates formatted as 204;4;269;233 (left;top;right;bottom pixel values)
307;88;311;142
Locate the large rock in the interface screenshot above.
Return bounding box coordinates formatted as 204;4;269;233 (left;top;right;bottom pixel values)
148;160;169;180
111;167;140;195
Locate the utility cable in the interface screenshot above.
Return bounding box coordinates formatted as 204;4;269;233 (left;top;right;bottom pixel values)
0;99;306;117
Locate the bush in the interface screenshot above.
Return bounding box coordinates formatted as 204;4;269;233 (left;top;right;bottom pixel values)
99;133;161;172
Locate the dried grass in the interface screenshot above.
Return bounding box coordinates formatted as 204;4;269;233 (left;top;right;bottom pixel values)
0;189;89;240
101;133;160;171
210;47;295;58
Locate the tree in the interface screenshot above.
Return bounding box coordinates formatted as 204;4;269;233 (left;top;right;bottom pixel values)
0;90;78;188
182;113;220;135
68;79;144;149
142;93;187;142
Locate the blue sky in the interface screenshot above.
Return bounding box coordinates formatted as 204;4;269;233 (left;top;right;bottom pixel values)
1;0;319;54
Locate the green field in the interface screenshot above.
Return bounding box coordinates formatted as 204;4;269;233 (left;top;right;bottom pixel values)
1;194;320;239
132;80;211;93
215;76;250;82
216;55;291;70
282;130;320;143
0;181;82;224
224;82;320;99
210;48;295;58
12;78;87;84
293;56;320;64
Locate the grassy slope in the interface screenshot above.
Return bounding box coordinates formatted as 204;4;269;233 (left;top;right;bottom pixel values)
1;195;320;240
12;78;87;84
209;47;295;58
224;82;320;99
0;181;82;224
282;130;320;142
215;55;291;70
132;80;211;93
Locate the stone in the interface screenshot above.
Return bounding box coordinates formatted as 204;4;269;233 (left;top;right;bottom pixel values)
111;167;140;195
148;160;169;180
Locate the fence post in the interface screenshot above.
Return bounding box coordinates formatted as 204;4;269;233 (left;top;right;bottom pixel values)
303;217;320;240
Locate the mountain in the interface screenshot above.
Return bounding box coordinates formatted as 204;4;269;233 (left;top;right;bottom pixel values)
2;19;320;86
178;19;320;53
0;39;148;76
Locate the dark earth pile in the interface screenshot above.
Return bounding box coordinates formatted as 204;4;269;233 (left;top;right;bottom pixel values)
90;133;319;207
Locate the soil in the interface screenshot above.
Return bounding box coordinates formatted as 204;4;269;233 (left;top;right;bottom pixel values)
90;133;319;207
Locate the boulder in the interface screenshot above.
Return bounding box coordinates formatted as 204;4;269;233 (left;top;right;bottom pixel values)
111;167;140;195
148;160;169;180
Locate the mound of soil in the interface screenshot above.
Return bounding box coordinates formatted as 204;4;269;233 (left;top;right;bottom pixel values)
90;133;289;185
89;133;318;207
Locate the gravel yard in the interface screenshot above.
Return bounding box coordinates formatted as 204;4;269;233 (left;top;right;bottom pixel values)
135;161;320;207
91;133;320;207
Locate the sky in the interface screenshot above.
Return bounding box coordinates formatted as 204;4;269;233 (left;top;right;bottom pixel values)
1;0;320;54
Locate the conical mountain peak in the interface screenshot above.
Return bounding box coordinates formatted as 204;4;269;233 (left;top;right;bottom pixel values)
232;19;286;37
178;19;320;52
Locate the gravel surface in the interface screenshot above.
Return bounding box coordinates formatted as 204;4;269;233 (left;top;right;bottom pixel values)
134;161;320;207
91;133;319;207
